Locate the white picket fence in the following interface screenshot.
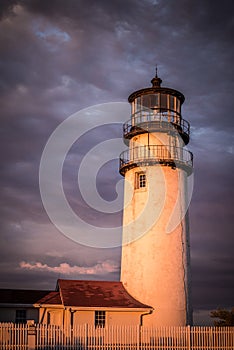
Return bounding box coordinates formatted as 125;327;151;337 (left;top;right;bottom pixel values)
0;323;233;349
0;323;28;350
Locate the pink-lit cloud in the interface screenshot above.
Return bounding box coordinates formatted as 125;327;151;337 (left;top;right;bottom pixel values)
19;260;118;275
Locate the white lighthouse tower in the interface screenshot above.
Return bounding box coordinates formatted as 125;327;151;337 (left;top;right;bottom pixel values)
120;70;193;326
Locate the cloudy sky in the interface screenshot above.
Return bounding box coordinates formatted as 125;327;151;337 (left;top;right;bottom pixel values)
0;0;234;325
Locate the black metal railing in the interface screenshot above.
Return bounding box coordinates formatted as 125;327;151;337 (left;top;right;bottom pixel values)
119;145;193;175
123;110;190;144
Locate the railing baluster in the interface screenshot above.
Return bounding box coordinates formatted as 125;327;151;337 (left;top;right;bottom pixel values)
119;145;193;175
123;110;190;144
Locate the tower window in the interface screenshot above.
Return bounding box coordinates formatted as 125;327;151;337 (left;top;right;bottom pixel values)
95;311;106;328
135;172;146;189
15;310;27;324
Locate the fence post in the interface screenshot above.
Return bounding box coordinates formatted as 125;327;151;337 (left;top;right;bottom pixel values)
187;325;191;350
137;325;141;350
84;323;88;349
27;320;36;350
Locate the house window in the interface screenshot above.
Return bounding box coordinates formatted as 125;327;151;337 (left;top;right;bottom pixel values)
135;172;146;189
15;310;27;324
95;311;106;328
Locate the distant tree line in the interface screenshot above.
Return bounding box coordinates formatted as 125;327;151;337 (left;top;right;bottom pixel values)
210;308;234;326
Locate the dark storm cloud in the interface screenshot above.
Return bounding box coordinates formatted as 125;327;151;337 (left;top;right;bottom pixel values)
0;0;19;19
62;123;124;228
192;257;234;309
190;145;234;313
0;0;233;324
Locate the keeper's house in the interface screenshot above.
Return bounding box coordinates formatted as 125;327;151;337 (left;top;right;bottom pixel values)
0;279;152;327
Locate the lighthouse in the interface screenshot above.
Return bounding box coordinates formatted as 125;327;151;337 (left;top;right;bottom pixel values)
119;70;193;326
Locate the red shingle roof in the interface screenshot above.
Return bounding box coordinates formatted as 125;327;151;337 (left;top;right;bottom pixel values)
35;291;61;305
0;280;152;310
57;279;151;309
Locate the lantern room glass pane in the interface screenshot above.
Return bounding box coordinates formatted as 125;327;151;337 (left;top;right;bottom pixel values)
160;94;167;110
141;95;149;109
169;95;175;111
176;98;181;114
132;93;181;116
